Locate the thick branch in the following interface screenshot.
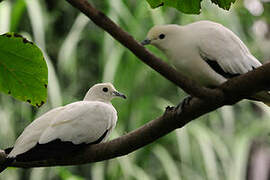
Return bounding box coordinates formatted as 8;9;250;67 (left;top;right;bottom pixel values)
0;0;269;168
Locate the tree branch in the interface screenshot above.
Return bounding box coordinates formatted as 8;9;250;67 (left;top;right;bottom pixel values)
0;0;270;168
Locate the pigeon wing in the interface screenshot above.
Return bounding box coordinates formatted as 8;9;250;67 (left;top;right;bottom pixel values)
39;101;116;145
197;21;261;77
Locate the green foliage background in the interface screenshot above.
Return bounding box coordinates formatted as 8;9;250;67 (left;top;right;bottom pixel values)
0;0;270;180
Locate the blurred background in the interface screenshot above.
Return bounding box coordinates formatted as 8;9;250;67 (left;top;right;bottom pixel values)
0;0;270;179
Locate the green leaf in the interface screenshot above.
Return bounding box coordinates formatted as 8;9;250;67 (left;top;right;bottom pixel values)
0;33;48;107
146;0;236;14
211;0;236;10
146;0;201;14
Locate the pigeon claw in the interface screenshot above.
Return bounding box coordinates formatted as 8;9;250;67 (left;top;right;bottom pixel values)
165;106;174;112
176;96;192;115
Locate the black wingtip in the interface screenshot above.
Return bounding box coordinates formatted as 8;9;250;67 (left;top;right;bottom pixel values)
0;158;15;173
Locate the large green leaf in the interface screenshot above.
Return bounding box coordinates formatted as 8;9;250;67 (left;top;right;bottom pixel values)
0;33;48;107
146;0;236;14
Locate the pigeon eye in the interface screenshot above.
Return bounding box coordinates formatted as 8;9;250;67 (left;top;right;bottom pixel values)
159;34;165;39
103;87;108;92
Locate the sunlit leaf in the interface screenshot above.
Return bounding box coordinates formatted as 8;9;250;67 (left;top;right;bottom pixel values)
0;33;48;107
146;0;236;14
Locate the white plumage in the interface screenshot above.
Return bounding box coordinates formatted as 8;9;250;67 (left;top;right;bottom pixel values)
1;82;126;172
142;20;270;105
38;101;116;145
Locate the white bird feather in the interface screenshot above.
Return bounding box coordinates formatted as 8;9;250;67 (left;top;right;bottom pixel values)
143;20;270;105
38;101;116;145
195;21;261;75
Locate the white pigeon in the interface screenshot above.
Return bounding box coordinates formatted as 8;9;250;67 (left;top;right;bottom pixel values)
0;82;126;172
142;20;270;106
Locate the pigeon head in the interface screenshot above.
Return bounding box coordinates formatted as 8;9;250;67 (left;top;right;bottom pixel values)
84;83;126;102
141;24;180;51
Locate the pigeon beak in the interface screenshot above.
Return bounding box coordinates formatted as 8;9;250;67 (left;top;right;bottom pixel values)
113;91;127;99
141;39;151;46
